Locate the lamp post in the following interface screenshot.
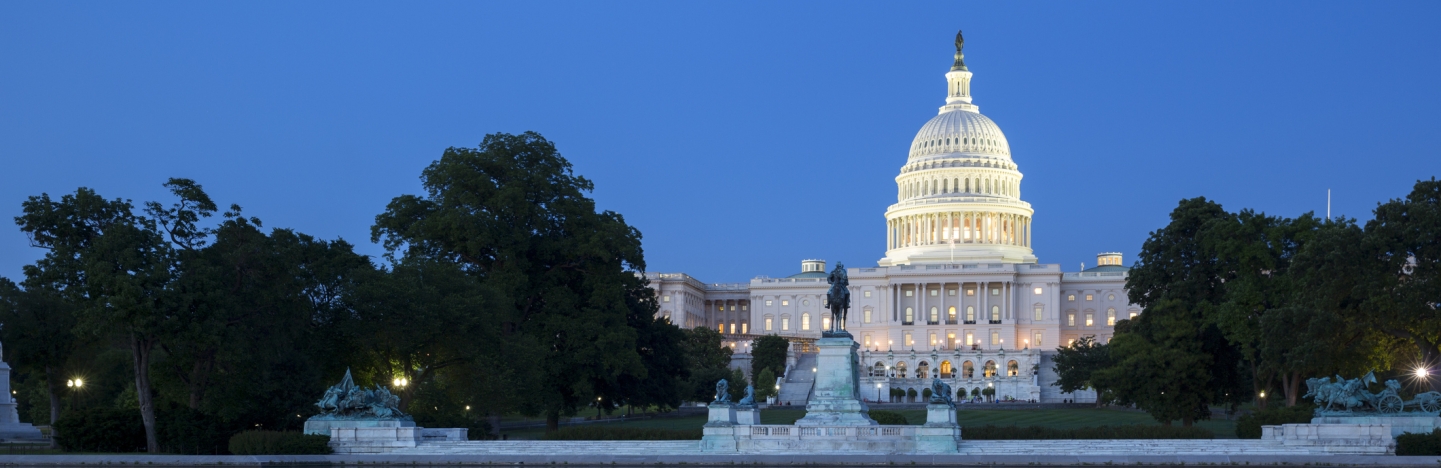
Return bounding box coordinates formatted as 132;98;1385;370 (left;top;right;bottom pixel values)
66;378;83;410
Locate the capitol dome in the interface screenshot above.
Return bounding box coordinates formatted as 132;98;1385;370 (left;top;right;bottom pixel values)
879;31;1036;267
909;110;1011;160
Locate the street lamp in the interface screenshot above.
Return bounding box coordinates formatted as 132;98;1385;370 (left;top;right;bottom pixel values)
1417;367;1431;379
393;377;409;388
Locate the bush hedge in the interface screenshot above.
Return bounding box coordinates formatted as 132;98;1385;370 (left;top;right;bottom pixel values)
865;410;910;425
1396;429;1441;456
158;407;237;454
1235;404;1314;439
541;426;701;440
227;431;332;455
54;408;146;452
962;424;1213;440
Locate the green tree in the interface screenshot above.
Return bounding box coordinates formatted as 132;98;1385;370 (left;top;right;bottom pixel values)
1359;178;1441;392
1050;336;1112;407
726;367;749;402
371;132;656;432
681;327;732;403
754;368;777;400
0;277;80;443
750;335;789;379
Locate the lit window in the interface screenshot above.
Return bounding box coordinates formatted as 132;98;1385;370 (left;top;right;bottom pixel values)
1032;331;1043;348
717;304;724;311
1068;314;1075;327
1033;307;1043;321
905;332;914;347
990;305;1000;321
906;290;913;297
930;307;939;323
765;317;773;331
741;323;748;334
1086;314;1094;327
864;309;873;323
782;317;790;330
1068;339;1075;347
741;305;747;311
730;305;736;311
948;306;957;322
1085;294;1093;301
766;300;773;306
1033;287;1043;295
990;331;999;346
930;289;938;297
1130;311;1138;319
718;324;724;333
729;323;736;334
965;332;974;346
967;289;975;296
823;316;831;330
1107;308;1116;326
802;313;811;330
930;332;938;347
905;307;914;323
991;289;1000;296
663;295;670;302
864;335;872;347
1108;294;1115;301
1067;295;1075;301
782;300;790;306
864;291;872;298
966;306;975;322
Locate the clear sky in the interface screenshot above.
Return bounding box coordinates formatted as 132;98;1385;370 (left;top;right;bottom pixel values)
2;2;1439;283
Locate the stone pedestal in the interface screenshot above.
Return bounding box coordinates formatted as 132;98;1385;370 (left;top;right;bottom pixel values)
915;403;960;453
1312;414;1441;437
735;405;761;425
795;337;877;426
1261;423;1394;455
701;402;740;452
329;426;421;454
304;417;414;436
0;359;41;440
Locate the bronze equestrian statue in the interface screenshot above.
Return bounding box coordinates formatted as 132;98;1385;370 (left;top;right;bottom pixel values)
826;262;850;336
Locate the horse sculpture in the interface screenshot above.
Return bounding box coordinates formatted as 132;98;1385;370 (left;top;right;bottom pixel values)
826;263;850;336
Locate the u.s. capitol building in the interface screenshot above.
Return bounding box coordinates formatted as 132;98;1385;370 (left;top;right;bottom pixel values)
646;33;1134;404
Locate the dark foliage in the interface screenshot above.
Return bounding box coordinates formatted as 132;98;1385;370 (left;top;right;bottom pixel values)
1234;404;1314;439
157;406;239;454
1396;429;1441;456
961;424;1213;440
54;408;146;452
227;431;332;455
865;410;910;425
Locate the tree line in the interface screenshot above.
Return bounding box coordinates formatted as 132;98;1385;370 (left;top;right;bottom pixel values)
1053;179;1441;426
0;132;773;452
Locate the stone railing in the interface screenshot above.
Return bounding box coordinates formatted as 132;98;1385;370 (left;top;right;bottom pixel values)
754;278;827;284
1063;271;1127;279
707;283;749;291
747;425;913;438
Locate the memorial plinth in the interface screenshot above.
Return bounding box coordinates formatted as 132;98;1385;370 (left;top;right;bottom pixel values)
794;336;876;426
0;352;41;440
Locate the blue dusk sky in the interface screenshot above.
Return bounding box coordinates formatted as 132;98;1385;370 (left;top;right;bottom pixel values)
2;2;1439;283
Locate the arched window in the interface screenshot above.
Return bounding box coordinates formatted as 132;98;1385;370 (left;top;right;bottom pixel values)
929;306;939;324
940;361;953;378
962;361;975;379
966;306;975;323
822;316;831;331
917;361;931;379
983;360;997;378
1007;360;1020;377
895;361;908;378
873;362;886;377
1107;308;1116;326
802;313;811;330
904;307;914;324
781;315;790;331
948;306;957;323
764;315;774;331
990;305;1000;322
718;323;724;334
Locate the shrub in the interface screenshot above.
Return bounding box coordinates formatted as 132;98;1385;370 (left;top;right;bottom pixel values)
227;431;332;455
54;408;146;452
541;426;701;440
1396;429;1441;456
158;407;237;454
1235;404;1314;439
865;410;910;425
962;424;1212;440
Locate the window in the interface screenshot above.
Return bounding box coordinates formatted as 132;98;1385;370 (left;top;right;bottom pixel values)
940;360;953;378
1033;287;1043;295
1007;360;1019;377
823;316;831;330
948;306;957;322
1068;314;1075;326
741;323;748;334
729;323;736;334
1085;313;1094;327
904;307;914;323
984;360;997;377
864;290;872;298
1108;294;1115;301
966;306;975;323
802;313;811;330
730;305;736;311
718;324;724;333
663;295;670;302
1033;331;1043;348
904;332;914;347
717;304;723;311
990;305;1000;322
765;317;773;331
906;290;913;297
1130;310;1138;319
1067;294;1075;301
782;300;790;306
766;300;773;306
782;317;790;330
965;331;974;346
963;361;974;378
967;289;975;296
864;308;873;323
1068;338;1076;347
802;300;809;306
947;332;956;349
991;288;1000;296
741;305;747;311
1033;307;1043;321
990;331;999;346
948;289;956;296
930;289;938;297
929;306;939;323
1107;308;1116;326
1085;294;1093;301
929;332;937;348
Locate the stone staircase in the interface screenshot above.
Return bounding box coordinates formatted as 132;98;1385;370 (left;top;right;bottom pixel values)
387;438;1325;456
389;440;700;455
776;353;816;405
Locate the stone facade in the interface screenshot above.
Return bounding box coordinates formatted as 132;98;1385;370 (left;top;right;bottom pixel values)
645;41;1139;403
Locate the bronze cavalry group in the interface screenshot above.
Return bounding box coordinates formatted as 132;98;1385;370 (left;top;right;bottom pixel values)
1304;371;1441;415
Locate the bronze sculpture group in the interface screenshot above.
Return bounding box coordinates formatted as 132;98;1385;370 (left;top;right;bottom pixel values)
313;368;410;420
1304;371;1441;415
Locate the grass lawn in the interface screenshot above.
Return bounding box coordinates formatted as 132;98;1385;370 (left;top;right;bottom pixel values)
502;407;1236;439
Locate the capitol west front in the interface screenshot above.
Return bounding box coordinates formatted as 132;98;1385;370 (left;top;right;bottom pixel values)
646;36;1134;404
